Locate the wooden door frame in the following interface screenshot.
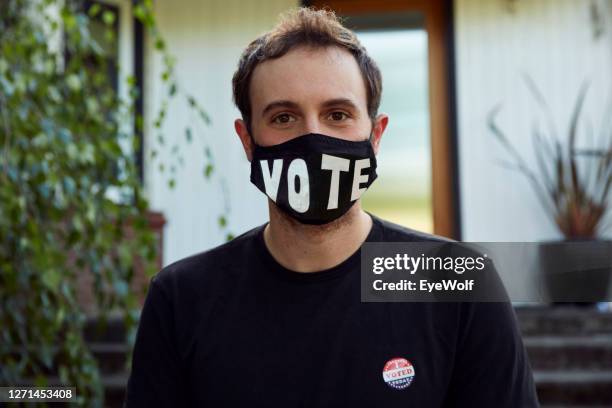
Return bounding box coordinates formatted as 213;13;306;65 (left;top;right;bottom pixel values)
306;0;460;239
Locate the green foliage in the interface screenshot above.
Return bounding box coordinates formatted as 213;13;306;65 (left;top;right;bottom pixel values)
488;75;612;239
0;0;231;405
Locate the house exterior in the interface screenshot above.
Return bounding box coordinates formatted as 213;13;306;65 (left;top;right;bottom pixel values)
130;0;612;264
87;0;612;295
80;1;612;405
93;0;609;300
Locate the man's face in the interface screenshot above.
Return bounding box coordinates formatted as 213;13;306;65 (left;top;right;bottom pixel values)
235;45;387;157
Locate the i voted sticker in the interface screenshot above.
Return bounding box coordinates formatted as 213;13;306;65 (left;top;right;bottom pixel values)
382;357;415;390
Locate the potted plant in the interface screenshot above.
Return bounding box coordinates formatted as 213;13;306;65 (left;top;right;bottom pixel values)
488;76;612;303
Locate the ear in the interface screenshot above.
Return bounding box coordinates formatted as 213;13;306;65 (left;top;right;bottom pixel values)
370;113;389;155
234;118;254;161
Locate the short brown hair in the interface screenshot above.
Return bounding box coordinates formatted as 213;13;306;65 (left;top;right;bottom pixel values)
232;7;382;135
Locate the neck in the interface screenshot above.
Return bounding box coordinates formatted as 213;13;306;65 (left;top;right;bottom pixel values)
263;202;373;273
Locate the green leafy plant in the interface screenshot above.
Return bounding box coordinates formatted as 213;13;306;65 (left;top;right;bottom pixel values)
488;75;612;239
0;0;231;405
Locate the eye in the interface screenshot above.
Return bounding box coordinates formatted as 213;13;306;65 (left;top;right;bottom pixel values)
328;111;349;121
272;113;296;124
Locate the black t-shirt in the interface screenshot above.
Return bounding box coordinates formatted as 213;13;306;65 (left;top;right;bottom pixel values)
125;214;539;407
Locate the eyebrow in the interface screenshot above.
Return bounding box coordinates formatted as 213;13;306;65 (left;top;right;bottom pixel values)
261;98;359;117
261;100;299;117
320;98;359;111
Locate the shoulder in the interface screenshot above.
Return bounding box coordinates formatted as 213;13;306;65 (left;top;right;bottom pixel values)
151;224;264;293
369;213;455;243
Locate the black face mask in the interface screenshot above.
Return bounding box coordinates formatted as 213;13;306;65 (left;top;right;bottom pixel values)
250;133;377;225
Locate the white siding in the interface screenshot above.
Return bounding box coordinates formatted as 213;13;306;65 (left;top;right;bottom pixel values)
146;0;612;266
145;0;299;265
455;0;612;241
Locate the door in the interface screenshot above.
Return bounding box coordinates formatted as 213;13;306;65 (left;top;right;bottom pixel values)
309;0;457;238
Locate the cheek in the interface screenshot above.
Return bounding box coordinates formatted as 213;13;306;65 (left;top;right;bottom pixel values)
326;116;373;141
252;122;297;146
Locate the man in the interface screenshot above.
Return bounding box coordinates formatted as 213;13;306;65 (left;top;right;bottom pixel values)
126;7;539;407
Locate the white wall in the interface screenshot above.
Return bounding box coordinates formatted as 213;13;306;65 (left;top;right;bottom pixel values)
145;0;299;265
455;0;612;241
145;0;612;266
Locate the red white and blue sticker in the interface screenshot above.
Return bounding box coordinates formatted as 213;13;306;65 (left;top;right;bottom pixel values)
382;357;415;390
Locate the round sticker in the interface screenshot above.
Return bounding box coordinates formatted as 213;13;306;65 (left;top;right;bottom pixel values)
382;357;415;390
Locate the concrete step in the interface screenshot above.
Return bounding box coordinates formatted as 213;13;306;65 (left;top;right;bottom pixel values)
84;317;127;343
534;370;612;406
524;335;612;370
84;319;129;407
516;307;612;336
101;373;128;408
88;342;129;375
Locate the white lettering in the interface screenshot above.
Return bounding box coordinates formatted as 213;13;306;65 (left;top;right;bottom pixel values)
287;159;309;213
259;159;283;202
351;158;371;201
321;154;350;210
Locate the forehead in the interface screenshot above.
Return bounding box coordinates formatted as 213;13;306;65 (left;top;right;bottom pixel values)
249;45;368;113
